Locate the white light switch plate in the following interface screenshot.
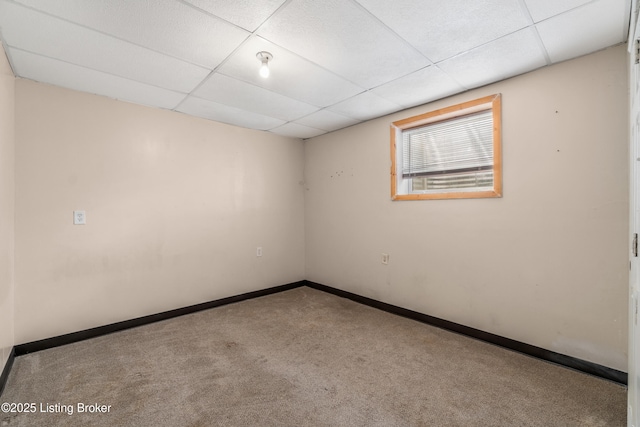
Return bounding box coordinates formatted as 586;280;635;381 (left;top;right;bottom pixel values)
73;210;86;225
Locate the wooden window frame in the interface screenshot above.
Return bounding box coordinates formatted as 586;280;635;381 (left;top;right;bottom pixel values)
390;94;502;201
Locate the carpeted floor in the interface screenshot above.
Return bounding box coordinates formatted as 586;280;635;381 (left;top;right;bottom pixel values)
0;287;627;426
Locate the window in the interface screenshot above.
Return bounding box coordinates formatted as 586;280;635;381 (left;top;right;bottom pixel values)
390;94;502;200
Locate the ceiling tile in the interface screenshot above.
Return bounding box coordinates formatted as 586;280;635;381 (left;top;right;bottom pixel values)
328;91;402;121
257;0;430;89
193;73;319;121
438;28;548;90
10;48;186;109
183;0;287;32
177;96;286;131
269;122;327;139
0;1;210;93
371;65;465;108
13;0;250;69
356;0;531;62
294;110;361;132
0;0;630;138
522;0;592;22
536;0;628;63
218;36;365;107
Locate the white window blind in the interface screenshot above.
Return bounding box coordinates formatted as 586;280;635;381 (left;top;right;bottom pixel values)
401;110;494;190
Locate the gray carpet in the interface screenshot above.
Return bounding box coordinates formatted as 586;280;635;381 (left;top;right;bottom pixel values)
0;287;627;426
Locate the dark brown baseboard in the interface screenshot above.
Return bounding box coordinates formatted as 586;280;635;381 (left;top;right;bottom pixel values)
2;278;625;399
14;281;305;356
0;347;15;397
305;280;627;385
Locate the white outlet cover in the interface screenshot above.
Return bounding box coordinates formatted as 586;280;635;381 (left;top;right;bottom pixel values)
73;210;86;225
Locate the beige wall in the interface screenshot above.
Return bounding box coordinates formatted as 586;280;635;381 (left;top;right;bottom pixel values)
14;80;305;344
0;44;15;373
304;45;629;371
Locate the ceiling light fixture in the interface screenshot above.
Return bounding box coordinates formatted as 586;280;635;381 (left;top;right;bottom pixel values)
256;51;273;78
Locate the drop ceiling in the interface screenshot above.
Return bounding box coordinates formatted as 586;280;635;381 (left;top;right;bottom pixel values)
0;0;632;139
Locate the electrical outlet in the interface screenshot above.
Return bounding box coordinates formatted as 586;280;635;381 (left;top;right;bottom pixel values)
382;253;389;265
256;247;262;257
73;210;86;225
